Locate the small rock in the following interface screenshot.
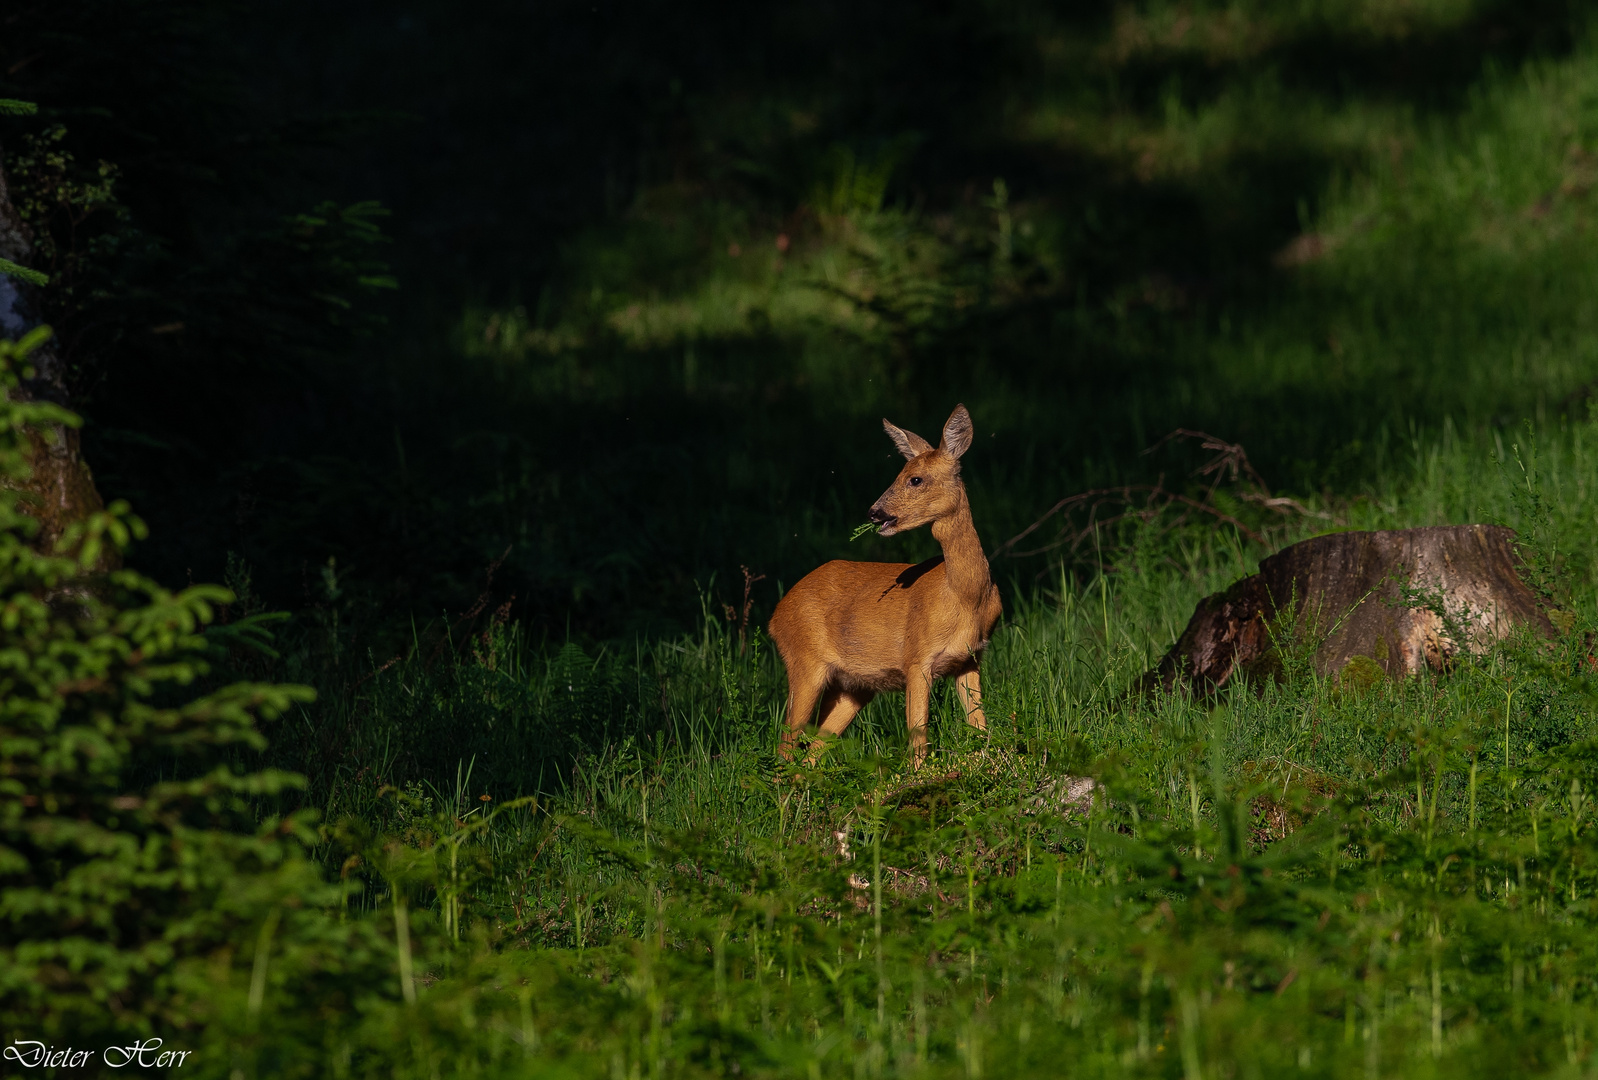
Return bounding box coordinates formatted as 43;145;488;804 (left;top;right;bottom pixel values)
1029;775;1099;815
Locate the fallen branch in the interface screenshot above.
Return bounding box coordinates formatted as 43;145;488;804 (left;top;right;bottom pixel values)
1235;491;1338;522
995;430;1341;562
1141;428;1270;498
993;482;1266;559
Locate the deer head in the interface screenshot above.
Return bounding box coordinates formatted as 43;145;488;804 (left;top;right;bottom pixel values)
867;405;974;537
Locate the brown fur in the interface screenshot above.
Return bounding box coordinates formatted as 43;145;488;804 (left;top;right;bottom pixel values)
768;405;1002;767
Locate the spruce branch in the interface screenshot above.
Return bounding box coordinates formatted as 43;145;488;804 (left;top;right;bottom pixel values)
0;260;48;287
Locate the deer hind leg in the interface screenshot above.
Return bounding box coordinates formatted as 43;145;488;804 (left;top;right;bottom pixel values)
802;686;873;764
779;666;828;761
818;687;872;737
955;661;988;731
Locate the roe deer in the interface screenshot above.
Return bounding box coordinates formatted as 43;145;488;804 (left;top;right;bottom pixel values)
768;404;1001;767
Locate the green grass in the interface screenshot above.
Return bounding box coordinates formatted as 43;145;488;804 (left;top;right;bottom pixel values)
182;412;1597;1078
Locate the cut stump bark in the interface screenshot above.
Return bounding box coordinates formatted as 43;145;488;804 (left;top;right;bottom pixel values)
1142;526;1554;695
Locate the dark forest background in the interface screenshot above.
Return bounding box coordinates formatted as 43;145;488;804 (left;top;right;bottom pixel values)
0;0;1587;646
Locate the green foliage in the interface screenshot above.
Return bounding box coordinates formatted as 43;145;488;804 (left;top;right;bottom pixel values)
2;124;119;303
0;259;47;286
282;200;399;328
0;329;318;1041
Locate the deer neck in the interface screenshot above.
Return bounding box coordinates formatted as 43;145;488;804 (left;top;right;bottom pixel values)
931;486;991;600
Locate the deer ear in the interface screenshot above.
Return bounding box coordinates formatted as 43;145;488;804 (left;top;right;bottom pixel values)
883;418;934;460
940;404;974;459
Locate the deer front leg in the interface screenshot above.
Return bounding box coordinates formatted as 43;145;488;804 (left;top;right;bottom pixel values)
905;666;933;768
955;662;987;731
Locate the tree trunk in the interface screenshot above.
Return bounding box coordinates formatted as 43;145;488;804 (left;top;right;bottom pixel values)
0;148;110;558
1142;525;1554;695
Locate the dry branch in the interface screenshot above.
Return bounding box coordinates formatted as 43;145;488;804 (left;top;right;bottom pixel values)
994;430;1338;565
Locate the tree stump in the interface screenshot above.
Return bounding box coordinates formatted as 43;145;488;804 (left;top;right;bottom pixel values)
1142;526;1555;695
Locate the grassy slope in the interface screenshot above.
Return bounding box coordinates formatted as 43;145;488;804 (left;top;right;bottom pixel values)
231;421;1598;1079
200;30;1598;1078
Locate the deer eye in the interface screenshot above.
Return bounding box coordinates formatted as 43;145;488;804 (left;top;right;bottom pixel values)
908;476;923;487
